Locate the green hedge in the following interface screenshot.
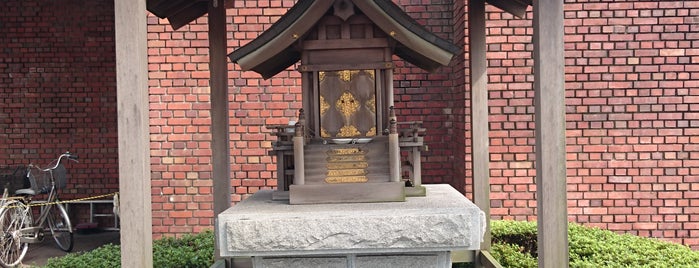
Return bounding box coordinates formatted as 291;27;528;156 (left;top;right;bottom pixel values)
44;230;214;268
44;222;699;267
490;220;699;268
43;244;121;268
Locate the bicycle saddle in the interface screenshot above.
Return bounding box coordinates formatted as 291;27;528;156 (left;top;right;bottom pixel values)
15;188;36;196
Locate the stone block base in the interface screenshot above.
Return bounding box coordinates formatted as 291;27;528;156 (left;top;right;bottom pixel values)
218;184;485;268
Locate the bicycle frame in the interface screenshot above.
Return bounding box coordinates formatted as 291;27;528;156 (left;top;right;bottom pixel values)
18;184;64;244
0;152;76;266
18;153;76;241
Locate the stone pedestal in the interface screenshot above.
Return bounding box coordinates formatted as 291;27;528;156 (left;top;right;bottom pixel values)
217;184;486;268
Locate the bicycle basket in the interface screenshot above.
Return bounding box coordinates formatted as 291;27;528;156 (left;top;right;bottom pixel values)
0;166;30;194
26;163;68;194
27;167;47;193
53;164;67;190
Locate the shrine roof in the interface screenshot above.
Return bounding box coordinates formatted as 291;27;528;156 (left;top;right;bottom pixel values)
228;0;462;79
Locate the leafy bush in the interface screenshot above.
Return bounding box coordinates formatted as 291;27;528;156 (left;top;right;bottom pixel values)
491;220;538;257
152;230;215;268
490;220;699;268
489;243;537;268
567;224;699;267
44;223;699;268
43;244;121;268
44;230;215;268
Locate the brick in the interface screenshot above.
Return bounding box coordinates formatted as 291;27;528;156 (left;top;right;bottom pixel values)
583;207;608;215
634;222;658;230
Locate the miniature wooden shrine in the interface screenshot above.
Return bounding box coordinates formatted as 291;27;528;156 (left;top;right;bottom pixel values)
229;0;459;204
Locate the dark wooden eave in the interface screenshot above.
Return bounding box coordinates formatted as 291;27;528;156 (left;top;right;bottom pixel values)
487;0;533;18
228;0;462;79
229;0;329;79
147;0;234;30
357;0;461;71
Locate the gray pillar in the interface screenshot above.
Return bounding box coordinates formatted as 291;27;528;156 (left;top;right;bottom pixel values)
209;0;232;261
533;0;568;267
388;109;400;183
114;0;153;266
293;124;305;185
468;0;490;252
411;147;422;187
388;132;400;182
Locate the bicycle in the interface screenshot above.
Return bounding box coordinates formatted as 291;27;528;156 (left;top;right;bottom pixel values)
0;152;78;267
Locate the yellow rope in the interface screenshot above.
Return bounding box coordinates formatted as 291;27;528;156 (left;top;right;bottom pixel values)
2;192;119;208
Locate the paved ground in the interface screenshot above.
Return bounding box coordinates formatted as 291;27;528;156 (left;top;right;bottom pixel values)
21;231;120;267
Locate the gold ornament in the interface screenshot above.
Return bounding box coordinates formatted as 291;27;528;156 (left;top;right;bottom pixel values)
325;176;368;183
366;127;376;137
336;92;359;117
338;125;361;137
367;95;376;114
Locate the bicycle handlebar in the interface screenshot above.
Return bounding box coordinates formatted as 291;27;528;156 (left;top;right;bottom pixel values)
37;152;78;172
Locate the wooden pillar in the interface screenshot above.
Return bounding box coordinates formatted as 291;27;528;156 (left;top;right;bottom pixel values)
533;0;568;267
209;0;231;261
469;0;490;252
114;0;153;266
209;0;230;220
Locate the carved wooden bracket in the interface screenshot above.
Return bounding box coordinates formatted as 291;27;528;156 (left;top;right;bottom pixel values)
333;0;355;21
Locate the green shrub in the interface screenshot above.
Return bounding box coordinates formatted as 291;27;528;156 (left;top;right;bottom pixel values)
43;244;121;268
44;223;699;268
490;220;699;268
489;243;537;268
567;224;699;268
44;230;215;268
491;220;538;257
152;230;215;268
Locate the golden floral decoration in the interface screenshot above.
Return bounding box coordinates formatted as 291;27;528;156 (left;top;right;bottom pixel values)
336;91;359;117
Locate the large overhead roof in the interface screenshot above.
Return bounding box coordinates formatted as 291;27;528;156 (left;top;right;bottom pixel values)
147;0;532;31
146;0;532;79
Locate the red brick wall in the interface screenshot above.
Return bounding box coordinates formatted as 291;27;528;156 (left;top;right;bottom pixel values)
482;1;699;249
147;0;307;236
147;0;462;237
147;14;218;236
452;0;470;196
392;0;458;186
227;1;301;202
146;0;699;248
0;0;118;217
4;0;699;250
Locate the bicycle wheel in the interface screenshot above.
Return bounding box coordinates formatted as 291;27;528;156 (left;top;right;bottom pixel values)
0;200;29;267
47;203;73;252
